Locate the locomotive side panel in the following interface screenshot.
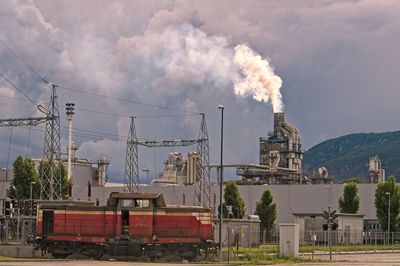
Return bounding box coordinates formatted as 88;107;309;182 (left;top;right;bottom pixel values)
153;207;213;243
129;210;153;239
197;211;213;239
54;210;115;236
38;207;118;244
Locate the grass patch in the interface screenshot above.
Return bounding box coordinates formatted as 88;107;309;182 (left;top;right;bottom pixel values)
226;244;400;254
223;244;400;263
0;256;30;261
301;245;400;253
228;254;317;264
224;245;278;254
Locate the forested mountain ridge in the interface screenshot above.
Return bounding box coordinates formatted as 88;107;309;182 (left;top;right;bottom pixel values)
303;131;400;181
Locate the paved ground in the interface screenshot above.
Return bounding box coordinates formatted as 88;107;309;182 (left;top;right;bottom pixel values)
0;262;227;266
0;262;224;266
285;252;400;266
2;253;400;266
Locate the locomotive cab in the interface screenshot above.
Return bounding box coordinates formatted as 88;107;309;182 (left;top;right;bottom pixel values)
107;192;165;239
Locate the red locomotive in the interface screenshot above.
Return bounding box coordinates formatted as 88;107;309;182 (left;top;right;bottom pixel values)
35;192;216;260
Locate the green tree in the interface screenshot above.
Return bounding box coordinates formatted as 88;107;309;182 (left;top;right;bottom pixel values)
338;182;360;213
7;156;40;199
38;160;69;199
340;177;365;184
224;182;246;218
255;189;276;239
374;176;400;231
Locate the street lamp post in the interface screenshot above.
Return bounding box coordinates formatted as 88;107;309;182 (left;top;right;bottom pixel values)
218;105;224;261
386;192;391;244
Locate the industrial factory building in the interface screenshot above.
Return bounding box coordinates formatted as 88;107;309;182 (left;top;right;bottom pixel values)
259;112;304;184
233;112;333;185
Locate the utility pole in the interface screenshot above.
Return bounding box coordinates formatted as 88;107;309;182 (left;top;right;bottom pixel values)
218;105;224;261
329;183;332;261
322;183;338;261
328;205;332;261
386;192;391;244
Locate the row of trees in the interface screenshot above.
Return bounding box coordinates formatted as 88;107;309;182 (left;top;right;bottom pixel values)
222;181;362;238
338;176;400;232
223;176;400;237
375;176;400;232
7;156;69;200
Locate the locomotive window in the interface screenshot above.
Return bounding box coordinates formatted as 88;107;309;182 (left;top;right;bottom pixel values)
135;199;150;208
120;199;134;208
119;199;150;208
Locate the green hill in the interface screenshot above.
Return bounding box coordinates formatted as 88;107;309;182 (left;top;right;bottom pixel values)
303;131;400;182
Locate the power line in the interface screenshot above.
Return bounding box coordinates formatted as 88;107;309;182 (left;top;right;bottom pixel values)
75;107;130;118
0;95;26;101
0;94;202;120
76;106;201;119
0;119;198;143
58;85;200;115
0;38;201;116
0;123;125;143
60;125;124;139
24;124;126;142
0;72;39;107
0;38;49;84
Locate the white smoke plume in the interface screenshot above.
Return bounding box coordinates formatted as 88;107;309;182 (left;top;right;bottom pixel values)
113;24;284;114
233;44;284;113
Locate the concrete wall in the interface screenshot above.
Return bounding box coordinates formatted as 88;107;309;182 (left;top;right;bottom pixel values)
0;245;45;258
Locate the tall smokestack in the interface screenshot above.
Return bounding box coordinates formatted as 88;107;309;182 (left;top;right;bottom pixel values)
274;112;285;130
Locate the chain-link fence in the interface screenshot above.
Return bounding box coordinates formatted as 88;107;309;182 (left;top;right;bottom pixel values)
260;229;400;247
0;217;36;244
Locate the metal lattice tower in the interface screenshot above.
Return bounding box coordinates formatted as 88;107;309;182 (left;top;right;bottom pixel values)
194;113;210;207
124;117;139;192
42;84;62;200
124;114;211;207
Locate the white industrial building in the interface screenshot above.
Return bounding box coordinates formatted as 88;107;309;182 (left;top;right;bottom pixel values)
0;161;378;225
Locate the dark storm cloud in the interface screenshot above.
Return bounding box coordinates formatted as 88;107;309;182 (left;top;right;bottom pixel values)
0;0;399;182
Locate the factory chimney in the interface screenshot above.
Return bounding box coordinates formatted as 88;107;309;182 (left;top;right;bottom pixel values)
274;112;285;129
273;112;286;136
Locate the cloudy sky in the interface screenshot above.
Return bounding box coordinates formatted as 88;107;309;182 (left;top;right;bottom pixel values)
0;0;399;183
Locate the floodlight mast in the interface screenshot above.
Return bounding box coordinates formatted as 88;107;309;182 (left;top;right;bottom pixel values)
66;103;75;197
